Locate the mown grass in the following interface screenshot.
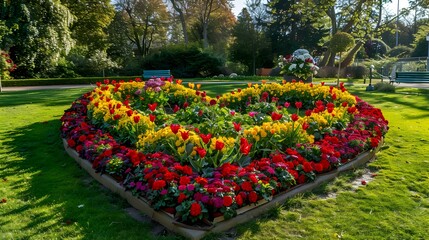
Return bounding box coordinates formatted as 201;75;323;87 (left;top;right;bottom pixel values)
1;82;428;240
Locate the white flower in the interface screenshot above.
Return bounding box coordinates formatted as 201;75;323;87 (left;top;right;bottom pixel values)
289;64;297;71
299;63;304;68
303;53;312;59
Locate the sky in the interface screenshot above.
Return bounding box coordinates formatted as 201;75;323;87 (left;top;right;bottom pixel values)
231;0;410;17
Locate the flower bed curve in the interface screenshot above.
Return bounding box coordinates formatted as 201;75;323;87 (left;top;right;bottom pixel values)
60;78;388;227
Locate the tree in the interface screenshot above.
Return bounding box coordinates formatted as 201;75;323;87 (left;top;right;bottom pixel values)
266;0;330;56
115;0;169;57
168;0;193;44
330;32;354;85
1;0;74;77
320;0;397;67
190;3;235;56
229;8;271;75
61;0;115;54
192;0;231;48
88;50;118;77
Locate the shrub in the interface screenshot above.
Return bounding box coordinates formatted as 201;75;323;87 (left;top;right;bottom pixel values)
317;66;338;78
364;39;390;58
374;82;395;92
143;44;223;78
343;65;368;79
387;45;412;58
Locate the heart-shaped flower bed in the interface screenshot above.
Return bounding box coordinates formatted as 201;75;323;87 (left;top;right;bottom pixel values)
60;78;388;227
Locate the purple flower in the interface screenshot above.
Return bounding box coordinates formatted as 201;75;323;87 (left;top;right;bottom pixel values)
201;195;210;204
160;189;168;195
187;184;195;191
178;185;186;191
213;197;223;208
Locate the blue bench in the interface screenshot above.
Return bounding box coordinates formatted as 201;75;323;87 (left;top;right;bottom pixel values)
392;72;429;83
143;70;171;79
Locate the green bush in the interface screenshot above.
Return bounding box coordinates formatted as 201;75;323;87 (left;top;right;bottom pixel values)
317;66;338;78
143;44;223;78
387;45;412;58
374;82;395;92
343;65;368;79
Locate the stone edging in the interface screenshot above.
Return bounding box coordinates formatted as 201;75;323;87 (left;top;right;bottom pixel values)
63;139;381;240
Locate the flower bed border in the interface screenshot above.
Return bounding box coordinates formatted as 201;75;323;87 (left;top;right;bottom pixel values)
63;138;382;240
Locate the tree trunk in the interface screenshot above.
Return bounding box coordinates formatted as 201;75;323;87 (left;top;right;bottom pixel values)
341;41;364;67
170;0;189;44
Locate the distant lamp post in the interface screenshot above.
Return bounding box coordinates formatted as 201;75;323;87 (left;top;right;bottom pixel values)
366;65;375;91
426;34;429;71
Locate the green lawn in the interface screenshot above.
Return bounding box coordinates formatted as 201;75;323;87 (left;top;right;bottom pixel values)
1;83;428;240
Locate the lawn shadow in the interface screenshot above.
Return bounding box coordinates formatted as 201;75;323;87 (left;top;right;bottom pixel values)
349;88;429;119
1;119;180;239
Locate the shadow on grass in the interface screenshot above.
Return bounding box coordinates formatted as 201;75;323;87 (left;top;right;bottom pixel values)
0;88;92;108
348;87;429;119
1;119;180;240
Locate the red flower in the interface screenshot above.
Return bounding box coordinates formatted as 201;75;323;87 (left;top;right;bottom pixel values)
235;194;243;206
215;141;225;151
152;180;166;190
271;112;283;121
223;196;233;207
295;101;303;109
199;133;212;144
195;177;208;186
170;124;180;134
173;105;180;113
241;181;253;191
133;115;140;123
114;114;121;120
248;191;258;203
314;163;323;172
209;99;217;105
233;122;241;132
183;102;189;108
348;106;357;113
179;176;191;185
126;110;133;117
78;135;86;142
198;110;203;116
149;114;156;122
284;102;290;108
370;138;379;148
196;147;207;158
291;114;299;122
303;162;313;173
190;202;202;217
148;102;157;111
305;109;312;116
67;139;76;147
181;130;190;141
178;193;187;203
302;122;309;130
240;138;252;155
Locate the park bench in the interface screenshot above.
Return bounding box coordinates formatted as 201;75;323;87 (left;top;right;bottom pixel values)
391;71;429;84
143;69;171;79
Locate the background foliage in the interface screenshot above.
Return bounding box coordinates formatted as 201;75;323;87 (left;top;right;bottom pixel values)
0;0;429;79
